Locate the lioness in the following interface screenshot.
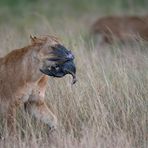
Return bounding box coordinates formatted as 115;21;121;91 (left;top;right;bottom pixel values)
91;15;148;44
0;35;76;133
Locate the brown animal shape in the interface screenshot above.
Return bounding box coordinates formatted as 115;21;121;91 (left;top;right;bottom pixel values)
91;15;148;44
0;35;76;134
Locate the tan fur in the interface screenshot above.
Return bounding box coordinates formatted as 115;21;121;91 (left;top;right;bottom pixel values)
91;15;148;44
0;35;61;134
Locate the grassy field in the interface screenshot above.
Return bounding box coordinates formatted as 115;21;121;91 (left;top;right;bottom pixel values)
0;0;148;148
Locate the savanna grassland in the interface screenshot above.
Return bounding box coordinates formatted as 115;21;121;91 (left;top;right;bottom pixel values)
0;0;148;147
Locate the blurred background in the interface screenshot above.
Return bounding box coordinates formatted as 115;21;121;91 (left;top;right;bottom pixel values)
0;1;147;148
1;0;148;32
1;0;148;18
0;0;147;43
0;0;148;54
1;0;148;20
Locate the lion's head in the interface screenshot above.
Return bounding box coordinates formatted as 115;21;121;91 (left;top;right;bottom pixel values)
30;35;77;84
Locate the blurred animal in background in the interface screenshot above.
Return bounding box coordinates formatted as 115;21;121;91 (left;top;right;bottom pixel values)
0;35;76;134
91;15;148;45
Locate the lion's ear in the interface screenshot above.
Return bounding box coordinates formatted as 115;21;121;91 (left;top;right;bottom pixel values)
30;35;38;44
30;35;45;45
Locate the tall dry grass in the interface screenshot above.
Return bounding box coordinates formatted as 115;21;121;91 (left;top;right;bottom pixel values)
0;18;147;148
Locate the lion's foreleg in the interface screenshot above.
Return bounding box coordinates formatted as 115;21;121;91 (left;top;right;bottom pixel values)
6;100;21;135
6;106;16;135
24;99;57;131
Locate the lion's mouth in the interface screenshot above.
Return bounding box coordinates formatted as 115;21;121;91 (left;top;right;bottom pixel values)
40;60;77;85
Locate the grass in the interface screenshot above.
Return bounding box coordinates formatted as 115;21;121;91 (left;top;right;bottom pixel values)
0;1;148;147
